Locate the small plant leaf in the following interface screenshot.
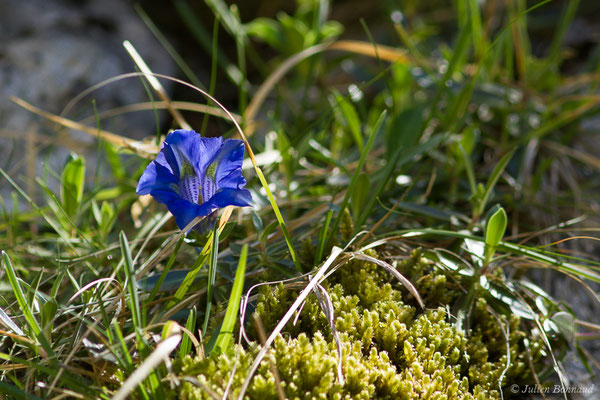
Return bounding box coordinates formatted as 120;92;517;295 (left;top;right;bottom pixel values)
332;90;363;151
478;148;515;216
484;205;507;265
551;311;576;346
61;154;86;217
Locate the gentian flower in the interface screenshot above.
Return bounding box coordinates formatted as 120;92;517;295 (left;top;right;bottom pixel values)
136;129;253;232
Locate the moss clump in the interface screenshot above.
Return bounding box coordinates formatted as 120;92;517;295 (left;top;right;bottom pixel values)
176;249;542;399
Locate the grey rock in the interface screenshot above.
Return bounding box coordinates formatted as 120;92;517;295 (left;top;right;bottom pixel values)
0;0;176;206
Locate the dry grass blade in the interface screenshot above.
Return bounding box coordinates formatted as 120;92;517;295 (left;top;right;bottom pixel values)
181;376;221;400
111;332;182;400
252;313;287;400
235;247;345;400
328;40;409;62
66;278;119;305
0;306;24;336
242;43;328;134
243;40;410;137
123;40;191;130
350;252;424;309
80;101;241;124
543;141;600;171
488;308;510;400
10;96;159;157
313;284;344;385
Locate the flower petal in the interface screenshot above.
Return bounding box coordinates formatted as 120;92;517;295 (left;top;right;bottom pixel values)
211;139;247;190
136;152;178;196
204;188;253;209
163;130;223;179
136;129;252;234
163;198;207;231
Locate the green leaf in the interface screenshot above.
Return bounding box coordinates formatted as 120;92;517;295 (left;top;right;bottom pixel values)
41;298;58;339
326;110;386;246
480;275;536;320
213;244;248;355
386;106;424;160
1;252;55;359
332;90;363;151
0;382;44;400
358;132;448;228
550;311;576;345
315;209;334;264
478;148;515;217
203;223;220;335
245;18;282;49
484;205;507;265
120;232;142;331
351;172;370;223
179;307;197;359
61;154;86;217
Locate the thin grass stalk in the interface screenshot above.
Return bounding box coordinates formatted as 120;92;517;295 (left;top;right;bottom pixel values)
202;221;220;336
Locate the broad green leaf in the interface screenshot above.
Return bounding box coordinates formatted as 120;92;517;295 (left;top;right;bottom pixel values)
61;154;86;217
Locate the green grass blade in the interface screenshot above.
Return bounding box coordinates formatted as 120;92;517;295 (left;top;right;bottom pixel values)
135;4;205;90
213;244;248;355
179;307;197;359
1;251;55;359
357;131;448;229
332;90;363;152
165;242;211;311
147;237;184;305
253;165;302;271
0;382;44;400
200;14;221;134
120;232;142;331
546;0;579;68
458;144;477;196
174;0;243;86
202;222;220;335
467;0;485;58
0;168;77;253
391;229;600;283
326;110;386;247
315;208;334;264
477;148;516;217
60;154;85;218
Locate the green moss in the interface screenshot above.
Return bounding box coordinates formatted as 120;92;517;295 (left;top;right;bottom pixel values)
176;249;543;399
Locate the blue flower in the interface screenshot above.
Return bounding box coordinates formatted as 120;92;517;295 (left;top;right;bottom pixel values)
136;129;253;232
